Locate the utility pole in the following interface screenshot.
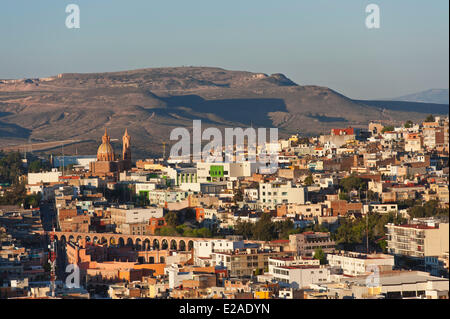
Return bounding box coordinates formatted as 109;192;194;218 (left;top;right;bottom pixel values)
162;142;167;160
366;186;369;254
62;143;65;176
48;228;57;297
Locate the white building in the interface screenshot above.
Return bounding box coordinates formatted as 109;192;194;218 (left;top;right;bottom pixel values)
327;252;395;276
53;155;96;170
196;162;257;183
165;264;193;289
269;265;329;288
363;203;398;215
259;181;307;209
194;239;245;259
244;188;259;201
27;169;62;185
110;206;164;226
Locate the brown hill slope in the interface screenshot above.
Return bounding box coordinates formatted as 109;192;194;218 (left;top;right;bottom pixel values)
0;67;442;158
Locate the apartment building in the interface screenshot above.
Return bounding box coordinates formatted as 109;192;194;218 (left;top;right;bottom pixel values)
404;133;423;152
289;232;335;257
386;219;449;259
212;248;285;277
259;181;307;210
196;162;257;183
363;203;398;215
269;264;329;288
276;203;330;218
110;206;164;230
27;169;62;185
327;251;395;276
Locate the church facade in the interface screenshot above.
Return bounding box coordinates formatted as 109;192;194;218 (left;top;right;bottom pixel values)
89;128;132;178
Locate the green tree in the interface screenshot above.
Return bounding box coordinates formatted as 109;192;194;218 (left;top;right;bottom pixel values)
304;174;314;186
424;114;435;122
28;160;43;173
0;151;26;184
408;200;449;218
253;213;276;241
234;219;254;240
165;211;180;228
313;248;326;265
381;126;394;133
233;188;243;203
339;192;350;201
155;226;178;236
339;176;367;193
274;220;296;239
404;120;413;128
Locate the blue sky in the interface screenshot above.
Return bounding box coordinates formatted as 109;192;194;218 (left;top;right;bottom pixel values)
0;0;448;99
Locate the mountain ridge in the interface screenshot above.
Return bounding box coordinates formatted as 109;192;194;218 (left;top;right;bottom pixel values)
0;67;447;158
386;88;449;105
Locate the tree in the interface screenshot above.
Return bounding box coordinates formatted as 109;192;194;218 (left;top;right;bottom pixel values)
28;160;43;173
424;114;435;122
339;192;350;201
408;200;449;218
339;176;367;193
404;120;413;128
253;213;276;241
0;151;26;184
165;211;179;228
304;174;314;186
381;126;394;133
234;219;254;240
334;212;405;250
313;248;326;265
274;220;296;239
233;188;243;203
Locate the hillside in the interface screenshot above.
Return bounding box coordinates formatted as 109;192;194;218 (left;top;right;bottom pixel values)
0;67;446;158
388;89;449;105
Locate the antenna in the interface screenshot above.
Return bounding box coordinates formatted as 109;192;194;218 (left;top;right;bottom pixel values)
366;187;369;254
62;143;65;176
49;227;57;297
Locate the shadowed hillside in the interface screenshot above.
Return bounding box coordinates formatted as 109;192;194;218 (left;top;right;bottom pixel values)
0;66;445;158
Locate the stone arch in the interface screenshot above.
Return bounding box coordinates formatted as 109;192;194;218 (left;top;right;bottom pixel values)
149;256;155;264
76;235;83;243
179;240;186;251
153;239;160;249
135;238;142;250
118;237;125;247
93;236;98;244
60;235;66;243
143;239;151;250
68;235;75;243
126;238;134;247
100;237;107;245
85;236;91;243
188;240;194;251
161;239;168;250
170;239;177;250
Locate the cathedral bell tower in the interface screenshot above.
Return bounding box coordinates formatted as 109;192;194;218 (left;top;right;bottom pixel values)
122;128;131;167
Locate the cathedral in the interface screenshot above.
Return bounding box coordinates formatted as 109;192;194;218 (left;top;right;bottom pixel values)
89;128;132;177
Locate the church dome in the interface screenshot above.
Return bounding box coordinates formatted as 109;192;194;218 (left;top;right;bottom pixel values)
97;128;115;161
